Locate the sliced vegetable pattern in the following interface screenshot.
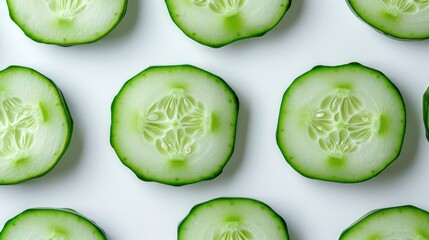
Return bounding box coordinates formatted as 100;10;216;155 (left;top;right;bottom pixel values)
165;0;291;47
6;0;128;45
0;66;73;184
178;198;289;240
277;63;406;182
111;65;238;186
348;0;429;39
0;208;106;240
340;205;429;240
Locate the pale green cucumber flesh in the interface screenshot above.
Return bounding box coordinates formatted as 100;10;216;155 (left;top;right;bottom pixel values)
424;87;429;141
0;66;73;184
276;62;406;183
111;65;239;186
6;0;127;45
178;198;289;240
340;205;429;240
165;0;291;47
347;0;429;40
0;208;106;240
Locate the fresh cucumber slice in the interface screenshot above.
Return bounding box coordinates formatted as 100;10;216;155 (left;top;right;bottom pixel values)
0;66;73;184
0;208;106;240
276;63;406;183
424;86;429;141
340;205;429;240
347;0;429;40
111;65;239;186
178;198;289;240
165;0;291;47
6;0;127;45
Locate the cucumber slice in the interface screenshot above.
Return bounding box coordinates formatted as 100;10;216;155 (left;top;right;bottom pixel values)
178;198;289;240
111;65;239;186
165;0;291;47
0;208;106;240
340;205;429;240
276;63;406;183
0;66;73;184
347;0;429;40
424;86;429;141
6;0;127;45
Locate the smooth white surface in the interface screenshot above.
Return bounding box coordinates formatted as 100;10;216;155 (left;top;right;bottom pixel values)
0;1;428;239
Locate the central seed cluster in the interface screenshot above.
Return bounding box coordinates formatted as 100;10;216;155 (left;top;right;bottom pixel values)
190;0;247;17
382;0;429;15
139;89;208;161
308;89;377;158
48;233;66;240
44;0;91;21
215;222;253;240
0;97;41;161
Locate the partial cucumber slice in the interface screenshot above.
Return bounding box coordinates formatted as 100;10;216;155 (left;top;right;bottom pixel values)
178;198;289;240
424;86;429;141
6;0;127;45
347;0;429;40
340;205;429;240
0;208;106;240
165;0;291;47
111;65;239;186
0;66;73;184
277;63;406;183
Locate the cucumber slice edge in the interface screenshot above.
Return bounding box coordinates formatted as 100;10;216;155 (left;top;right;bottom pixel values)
276;62;406;183
346;0;429;40
0;208;106;240
110;64;239;186
0;66;73;184
424;86;429;141
165;0;292;48
178;197;289;239
340;205;429;239
6;0;128;46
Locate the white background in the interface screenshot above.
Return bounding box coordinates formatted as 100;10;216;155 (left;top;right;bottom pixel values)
1;0;428;239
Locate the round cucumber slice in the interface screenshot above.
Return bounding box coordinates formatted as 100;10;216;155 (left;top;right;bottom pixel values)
424;86;429;141
6;0;127;45
347;0;429;40
0;208;106;240
178;198;289;240
340;205;429;240
165;0;291;47
0;66;73;184
276;63;406;183
111;65;239;186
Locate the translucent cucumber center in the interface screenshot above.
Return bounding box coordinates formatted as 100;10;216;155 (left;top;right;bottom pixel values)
0;97;41;163
190;0;247;17
214;221;253;240
47;229;68;240
308;89;378;161
138;89;209;164
382;0;429;16
44;0;92;21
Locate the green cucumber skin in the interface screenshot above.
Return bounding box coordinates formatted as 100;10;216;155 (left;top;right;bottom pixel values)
346;0;429;40
110;65;239;186
165;0;292;48
6;0;128;46
178;197;289;240
276;62;406;183
339;205;429;239
0;208;106;240
424;87;429;141
0;66;73;185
